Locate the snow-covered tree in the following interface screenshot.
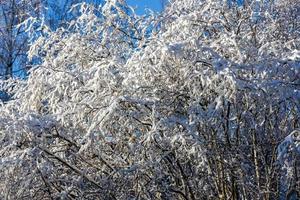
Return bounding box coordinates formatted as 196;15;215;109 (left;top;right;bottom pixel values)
0;0;35;79
0;0;299;199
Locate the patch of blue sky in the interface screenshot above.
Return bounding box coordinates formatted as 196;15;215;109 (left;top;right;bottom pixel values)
126;0;163;15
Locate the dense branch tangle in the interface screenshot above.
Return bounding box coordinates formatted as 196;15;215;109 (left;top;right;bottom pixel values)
0;0;299;199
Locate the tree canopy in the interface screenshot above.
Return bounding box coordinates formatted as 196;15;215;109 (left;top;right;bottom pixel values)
0;0;299;199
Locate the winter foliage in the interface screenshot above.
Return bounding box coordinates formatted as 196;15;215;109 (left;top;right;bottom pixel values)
0;0;299;199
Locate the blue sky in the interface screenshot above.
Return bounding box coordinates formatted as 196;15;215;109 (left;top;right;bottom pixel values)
126;0;163;15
